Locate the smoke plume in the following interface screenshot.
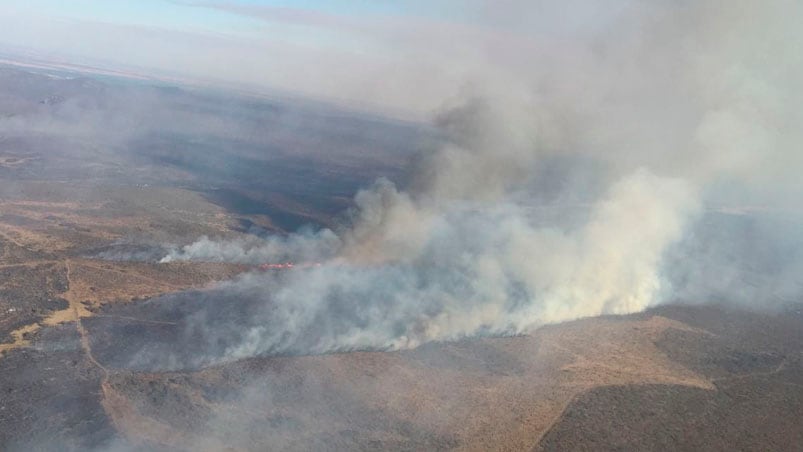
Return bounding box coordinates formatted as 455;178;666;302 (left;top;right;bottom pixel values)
154;0;803;366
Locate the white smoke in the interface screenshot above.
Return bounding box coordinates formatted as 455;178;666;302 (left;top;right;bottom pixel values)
156;0;803;362
208;168;698;359
156;164;699;363
160;227;341;265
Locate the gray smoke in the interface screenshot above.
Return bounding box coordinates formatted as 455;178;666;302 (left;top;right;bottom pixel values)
156;0;803;364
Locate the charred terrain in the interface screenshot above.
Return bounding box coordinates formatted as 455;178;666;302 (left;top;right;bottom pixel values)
0;65;801;451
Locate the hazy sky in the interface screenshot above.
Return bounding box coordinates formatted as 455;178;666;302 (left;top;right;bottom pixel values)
0;1;625;116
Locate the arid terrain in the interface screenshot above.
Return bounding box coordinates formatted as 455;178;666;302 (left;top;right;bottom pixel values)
0;65;801;451
1;172;801;452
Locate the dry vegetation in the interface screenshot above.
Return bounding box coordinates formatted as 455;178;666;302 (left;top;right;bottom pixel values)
0;182;245;357
87;308;801;452
1;66;800;451
1;180;801;451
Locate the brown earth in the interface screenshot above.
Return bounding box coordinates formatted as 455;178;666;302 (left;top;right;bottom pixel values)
0;184;246;356
0;183;801;451
1;65;800;451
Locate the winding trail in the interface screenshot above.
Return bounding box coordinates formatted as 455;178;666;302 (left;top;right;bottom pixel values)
61;260;139;445
64;259;109;380
62;260;201;449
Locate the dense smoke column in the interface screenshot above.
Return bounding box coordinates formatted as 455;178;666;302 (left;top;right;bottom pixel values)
151;0;803;367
